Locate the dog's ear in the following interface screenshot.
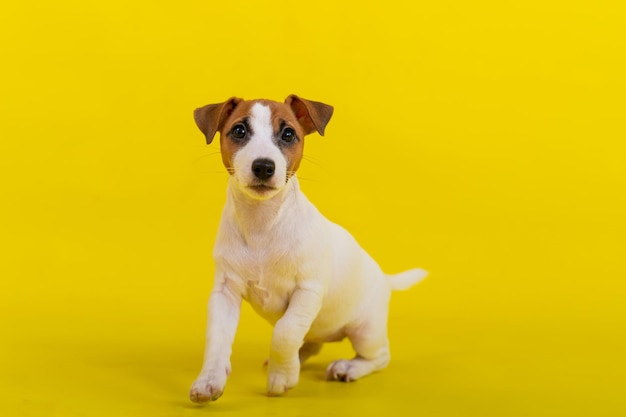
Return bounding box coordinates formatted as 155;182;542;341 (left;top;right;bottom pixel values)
194;97;243;144
285;95;334;136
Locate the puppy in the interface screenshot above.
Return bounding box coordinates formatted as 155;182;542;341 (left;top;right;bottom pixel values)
189;95;427;402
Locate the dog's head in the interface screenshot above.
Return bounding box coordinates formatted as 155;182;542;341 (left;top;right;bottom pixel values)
194;95;333;200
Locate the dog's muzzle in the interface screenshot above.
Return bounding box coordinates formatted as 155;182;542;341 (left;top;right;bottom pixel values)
251;158;275;180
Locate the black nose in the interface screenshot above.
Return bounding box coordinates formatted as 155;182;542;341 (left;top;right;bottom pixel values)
251;158;275;180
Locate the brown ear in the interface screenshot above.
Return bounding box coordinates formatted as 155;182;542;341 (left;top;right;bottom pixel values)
285;95;334;136
193;97;243;144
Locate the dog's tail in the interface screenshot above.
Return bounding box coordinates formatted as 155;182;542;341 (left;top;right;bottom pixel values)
388;268;428;291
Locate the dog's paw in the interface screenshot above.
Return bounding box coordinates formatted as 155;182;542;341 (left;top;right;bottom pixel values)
266;359;300;396
189;370;228;403
326;359;357;382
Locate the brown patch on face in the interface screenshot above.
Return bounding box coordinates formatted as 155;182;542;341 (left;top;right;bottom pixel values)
265;101;305;179
217;99;306;179
218;100;259;174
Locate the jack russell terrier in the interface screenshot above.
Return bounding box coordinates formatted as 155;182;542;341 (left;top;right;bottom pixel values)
189;95;427;402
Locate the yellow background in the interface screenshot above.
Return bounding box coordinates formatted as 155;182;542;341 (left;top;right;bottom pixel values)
1;1;625;416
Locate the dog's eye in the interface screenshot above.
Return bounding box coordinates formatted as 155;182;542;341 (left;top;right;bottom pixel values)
231;124;247;140
281;127;296;143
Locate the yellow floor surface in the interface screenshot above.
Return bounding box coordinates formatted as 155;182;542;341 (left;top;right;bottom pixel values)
2;1;625;416
1;283;625;417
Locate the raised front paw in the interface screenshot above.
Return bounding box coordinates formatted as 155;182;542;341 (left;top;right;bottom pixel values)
266;358;300;397
189;370;228;403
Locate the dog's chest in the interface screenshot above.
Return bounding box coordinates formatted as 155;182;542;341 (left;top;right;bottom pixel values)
217;234;301;324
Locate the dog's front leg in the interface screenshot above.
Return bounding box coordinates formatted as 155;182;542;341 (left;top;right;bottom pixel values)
267;285;323;396
190;282;241;403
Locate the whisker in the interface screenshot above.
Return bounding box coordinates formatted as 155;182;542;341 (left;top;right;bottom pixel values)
196;170;230;175
294;176;322;183
192;151;222;164
302;155;325;167
288;171;323;183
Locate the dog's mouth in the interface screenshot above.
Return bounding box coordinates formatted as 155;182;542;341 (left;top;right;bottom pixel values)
247;184;277;194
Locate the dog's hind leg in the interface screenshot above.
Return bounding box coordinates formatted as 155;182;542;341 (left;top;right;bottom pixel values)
326;310;391;382
326;333;390;382
299;342;323;364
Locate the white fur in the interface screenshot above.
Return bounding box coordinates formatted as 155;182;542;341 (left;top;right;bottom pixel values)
189;104;427;402
232;104;287;199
